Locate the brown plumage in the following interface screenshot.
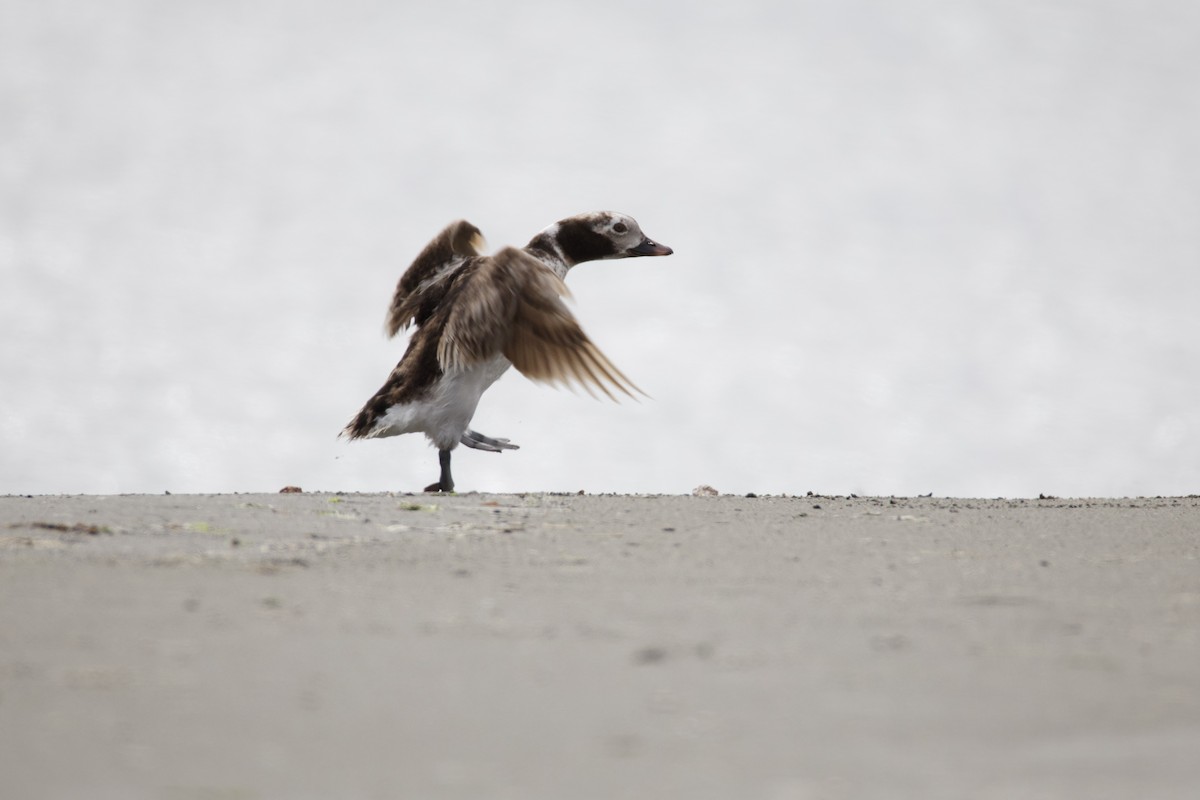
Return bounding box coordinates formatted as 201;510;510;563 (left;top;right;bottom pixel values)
437;248;640;400
342;211;673;492
385;220;487;337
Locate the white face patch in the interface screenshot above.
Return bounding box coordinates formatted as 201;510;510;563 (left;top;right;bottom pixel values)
591;212;645;254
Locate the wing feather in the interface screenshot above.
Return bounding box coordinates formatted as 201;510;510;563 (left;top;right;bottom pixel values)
385;220;487;337
436;248;642;400
435;253;522;370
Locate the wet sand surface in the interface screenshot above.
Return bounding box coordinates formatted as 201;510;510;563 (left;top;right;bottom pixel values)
2;492;1199;799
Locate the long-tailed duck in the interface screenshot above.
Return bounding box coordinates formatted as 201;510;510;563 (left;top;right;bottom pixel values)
342;211;673;492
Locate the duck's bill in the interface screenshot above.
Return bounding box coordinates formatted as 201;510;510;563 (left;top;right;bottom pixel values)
628;238;673;256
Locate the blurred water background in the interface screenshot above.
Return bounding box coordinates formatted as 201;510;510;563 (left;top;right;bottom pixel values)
3;0;1198;497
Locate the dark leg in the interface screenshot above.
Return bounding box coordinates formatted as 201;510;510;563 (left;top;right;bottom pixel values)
423;449;454;493
460;429;520;452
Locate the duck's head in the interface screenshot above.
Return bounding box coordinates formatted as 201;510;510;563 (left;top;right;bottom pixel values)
528;211;673;268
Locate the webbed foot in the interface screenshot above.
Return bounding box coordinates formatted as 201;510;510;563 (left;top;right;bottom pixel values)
460;429;520;453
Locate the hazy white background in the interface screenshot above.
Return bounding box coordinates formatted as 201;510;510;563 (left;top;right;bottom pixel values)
3;0;1198;497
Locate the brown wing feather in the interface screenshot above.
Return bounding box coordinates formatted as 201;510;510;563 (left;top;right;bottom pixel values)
438;248;641;399
434;252;522;371
385;220;487;337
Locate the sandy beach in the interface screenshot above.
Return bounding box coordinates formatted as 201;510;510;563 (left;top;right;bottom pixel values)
2;492;1198;799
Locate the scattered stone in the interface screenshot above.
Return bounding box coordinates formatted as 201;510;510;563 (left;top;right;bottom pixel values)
692;485;719;497
398;501;438;512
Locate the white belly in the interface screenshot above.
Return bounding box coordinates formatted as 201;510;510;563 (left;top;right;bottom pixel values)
369;357;511;449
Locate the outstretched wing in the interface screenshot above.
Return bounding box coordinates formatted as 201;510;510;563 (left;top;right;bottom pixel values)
385;220;487;336
437;248;642;401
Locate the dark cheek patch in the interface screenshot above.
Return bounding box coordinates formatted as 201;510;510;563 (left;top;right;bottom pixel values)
556;220;617;264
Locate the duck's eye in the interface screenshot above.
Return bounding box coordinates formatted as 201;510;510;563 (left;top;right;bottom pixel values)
613;222;628;234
